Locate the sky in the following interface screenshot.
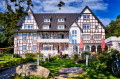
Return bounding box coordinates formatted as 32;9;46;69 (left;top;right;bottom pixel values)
0;0;120;26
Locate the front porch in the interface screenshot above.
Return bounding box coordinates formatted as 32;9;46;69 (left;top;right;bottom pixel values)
37;43;69;56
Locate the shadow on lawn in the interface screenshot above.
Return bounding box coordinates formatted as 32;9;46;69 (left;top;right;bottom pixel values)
42;59;119;79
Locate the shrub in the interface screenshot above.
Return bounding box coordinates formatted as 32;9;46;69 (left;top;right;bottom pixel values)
89;53;112;71
0;58;36;68
25;53;37;58
70;54;79;61
13;54;21;58
82;51;91;59
37;53;43;57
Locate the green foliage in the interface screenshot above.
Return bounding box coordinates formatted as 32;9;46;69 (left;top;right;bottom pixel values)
0;58;36;68
43;59;85;77
82;51;91;59
13;54;21;58
106;15;120;38
25;53;37;58
71;54;79;61
10;74;48;79
0;0;33;48
89;53;112;71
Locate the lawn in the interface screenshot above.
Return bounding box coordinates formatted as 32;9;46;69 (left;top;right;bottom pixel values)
42;59;119;79
0;54;20;64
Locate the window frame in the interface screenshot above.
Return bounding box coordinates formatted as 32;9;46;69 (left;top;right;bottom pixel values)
83;15;89;20
23;45;26;51
33;45;37;52
72;30;77;37
83;34;90;40
94;34;101;40
58;18;65;22
44;19;50;22
24;24;33;29
33;34;37;40
23;34;27;40
83;24;90;30
58;25;65;29
43;25;49;29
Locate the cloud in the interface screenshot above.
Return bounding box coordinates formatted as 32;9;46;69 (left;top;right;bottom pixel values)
31;0;108;13
99;18;111;26
0;0;108;13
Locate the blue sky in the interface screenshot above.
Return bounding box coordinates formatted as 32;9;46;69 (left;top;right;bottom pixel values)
0;0;120;26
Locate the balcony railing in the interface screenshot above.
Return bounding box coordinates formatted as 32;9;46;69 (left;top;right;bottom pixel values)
37;39;69;43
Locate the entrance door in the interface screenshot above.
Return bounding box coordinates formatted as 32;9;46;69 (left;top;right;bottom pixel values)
73;45;77;53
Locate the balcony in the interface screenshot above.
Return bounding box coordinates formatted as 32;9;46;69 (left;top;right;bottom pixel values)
37;39;69;43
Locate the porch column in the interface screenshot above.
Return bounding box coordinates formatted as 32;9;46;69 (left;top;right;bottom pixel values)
78;46;79;54
84;45;86;51
96;45;98;52
90;45;91;52
37;43;40;53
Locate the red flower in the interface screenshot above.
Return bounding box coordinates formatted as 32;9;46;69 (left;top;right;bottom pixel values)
99;55;101;57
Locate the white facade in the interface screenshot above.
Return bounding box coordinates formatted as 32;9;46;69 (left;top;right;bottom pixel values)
105;36;120;52
14;6;106;57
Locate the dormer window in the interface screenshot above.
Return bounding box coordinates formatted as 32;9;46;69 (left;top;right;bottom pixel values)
83;15;89;20
43;25;49;29
25;25;33;29
58;25;65;29
58;18;65;22
44;19;50;22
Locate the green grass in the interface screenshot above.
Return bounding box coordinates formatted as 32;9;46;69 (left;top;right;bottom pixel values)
43;58;85;77
0;54;20;64
42;59;119;79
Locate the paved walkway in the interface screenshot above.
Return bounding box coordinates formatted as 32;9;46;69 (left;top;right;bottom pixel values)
0;62;36;79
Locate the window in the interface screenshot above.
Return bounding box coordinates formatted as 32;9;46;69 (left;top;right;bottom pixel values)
58;25;65;29
33;34;37;40
72;30;77;37
33;45;37;51
23;45;26;51
25;25;33;29
95;26;98;29
27;13;31;20
72;39;77;44
18;33;22;36
83;15;89;20
58;18;65;22
73;45;77;52
83;35;90;40
23;34;27;40
43;34;49;39
83;24;90;30
43;25;49;29
94;35;101;40
58;34;64;39
43;45;52;50
44;19;50;22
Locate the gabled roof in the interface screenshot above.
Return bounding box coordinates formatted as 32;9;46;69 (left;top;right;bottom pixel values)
33;13;80;30
16;6;107;32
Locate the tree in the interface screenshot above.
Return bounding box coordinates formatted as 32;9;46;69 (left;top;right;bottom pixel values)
57;1;65;10
0;0;65;48
105;15;120;38
0;0;33;48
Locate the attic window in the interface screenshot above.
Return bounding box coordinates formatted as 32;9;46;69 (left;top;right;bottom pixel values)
95;26;98;29
58;18;65;22
58;25;65;29
83;15;89;20
27;13;31;20
43;25;49;29
44;19;50;22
